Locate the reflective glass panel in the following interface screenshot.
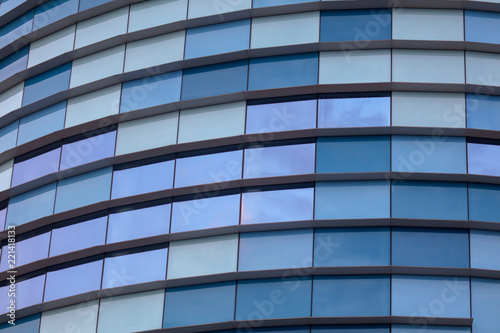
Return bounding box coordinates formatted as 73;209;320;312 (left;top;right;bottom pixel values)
11;148;61;186
50;217;107;256
470;230;500;270
0;314;40;332
40;301;99;333
22;62;71;106
318;97;390;128
312;326;389;333
465;10;500;44
0;232;50;271
468;143;500;177
0;122;18;155
393;9;464;41
6;183;56;227
469;183;500;223
33;0;79;30
60;131;116;171
0;46;28;82
392;326;470;333
0;10;33;49
472;278;500;333
18;102;66;145
0;275;45;310
467;94;500;131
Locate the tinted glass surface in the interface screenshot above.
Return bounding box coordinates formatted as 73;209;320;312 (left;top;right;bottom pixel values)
468;143;500;177
33;0;79;29
321;10;392;42
467;94;500;131
0;46;28;82
318;97;390;128
17;102;66;145
22;63;71;106
60;131;116;170
11;147;61;186
465;10;500;44
472;278;500;333
469;183;500;223
50;217;107;256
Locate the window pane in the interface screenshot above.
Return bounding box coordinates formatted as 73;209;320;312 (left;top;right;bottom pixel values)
28;25;75;67
0;160;12;192
178;102;245;143
6;183;56;227
102;249;167;289
316;136;390;173
164;282;236;328
55;167;112;213
98;290;164;333
246;99;317;134
79;0;112;11
128;0;187;32
392;49;465;84
392;275;470;317
315;181;390;219
314;228;390;266
185;20;249;58
468;143;500;177
241;187;313;224
466;51;500;86
116;112;178;155
0;10;33;49
469;183;500;223
0;314;40;332
471;230;500;270
392;92;465;128
74;7;128;48
181;60;248;100
253;0;315;7
33;0;79;30
0;46;28;82
321;9;391;42
312;326;389;333
467;94;500;131
392;135;466;173
22;62;71;106
107;204;170;243
0;83;23;118
249;53;318;90
0;276;45;312
111;160;174;199
465;10;500;44
392;227;469;267
18;102;66;145
472;278;500;333
320;50;391;84
50;217;107;256
171;194;239;233
0;122;18;155
0;232;50;271
393;9;463;41
60;131;116;170
392;326;470;333
251;12;319;48
239;229;313;271
392;181;468;220
236;278;312;319
244;143;315;178
313;276;390;316
318;96;390;128
120;71;182;113
44;260;103;302
175;150;242;188
188;0;250;19
167;234;238;279
40;301;98;333
12;148;61;186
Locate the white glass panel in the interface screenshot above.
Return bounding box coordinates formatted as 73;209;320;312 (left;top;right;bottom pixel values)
393;9;464;41
124;31;185;72
0;83;24;117
66;85;121;127
466;51;500;86
188;0;251;19
319;49;391;84
28;25;75;67
0;159;13;191
178;101;245;143
40;301;98;333
75;7;129;48
128;0;187;32
116;112;178;155
251;12;319;48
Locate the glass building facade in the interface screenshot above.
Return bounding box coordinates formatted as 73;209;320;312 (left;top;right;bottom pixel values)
0;0;500;332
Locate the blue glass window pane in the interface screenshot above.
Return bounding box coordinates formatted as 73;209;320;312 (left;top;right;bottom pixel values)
241;187;313;224
18;102;66;145
392;136;466;174
185;19;250;59
111;160;174;199
321;10;392;42
44;260;103;302
236;278;312;320
468;143;500;177
472;278;500;333
164;282;236;328
392;275;470;317
392;228;469;268
175;150;242;188
22;62;71;106
0;121;18;155
102;249;167;289
60;131;116;170
469;183;500;223
470;230;500;270
0;0;26;15
244;143;315;178
246;99;317;134
392;326;470;333
108;204;170;242
312;326;390;333
55;167;112;213
392;181;468;220
312;276;390;316
315;181;390;219
318;97;390;128
79;0;112;11
171;195;239;233
253;0;315;7
249;53;318;90
467;94;500;131
465;10;500;44
50;217;107;256
12;275;45;309
0;232;50;271
239;229;313;271
0;314;40;332
181;60;248;100
0;46;28;82
0;208;5;230
314;228;390;267
0;10;33;49
120;71;182;113
6;183;56;227
316;136;390;173
33;0;79;30
11;147;61;186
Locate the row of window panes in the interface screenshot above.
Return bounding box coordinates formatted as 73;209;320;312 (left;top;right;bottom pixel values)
1;274;499;333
